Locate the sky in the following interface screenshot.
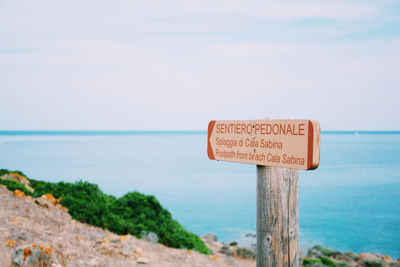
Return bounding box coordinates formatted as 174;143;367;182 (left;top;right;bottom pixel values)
0;0;399;131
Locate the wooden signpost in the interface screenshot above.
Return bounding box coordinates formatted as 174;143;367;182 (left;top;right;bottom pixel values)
207;119;321;267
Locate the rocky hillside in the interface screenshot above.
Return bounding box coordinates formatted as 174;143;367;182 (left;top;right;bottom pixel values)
0;169;211;255
0;182;256;267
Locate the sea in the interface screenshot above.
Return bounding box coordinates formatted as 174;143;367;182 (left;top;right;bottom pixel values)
0;131;399;258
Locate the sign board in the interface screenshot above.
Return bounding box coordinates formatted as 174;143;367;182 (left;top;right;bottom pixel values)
207;119;320;170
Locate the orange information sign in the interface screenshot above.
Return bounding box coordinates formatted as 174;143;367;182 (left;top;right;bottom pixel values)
207;120;320;170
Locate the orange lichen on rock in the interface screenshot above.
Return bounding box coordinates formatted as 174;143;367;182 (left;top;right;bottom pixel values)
5;240;17;247
13;189;26;198
31;244;53;256
119;235;128;241
57;203;68;211
23;247;32;261
44;247;53;256
211;255;219;260
10;173;28;183
41;194;61;205
382;255;394;263
188;250;192;255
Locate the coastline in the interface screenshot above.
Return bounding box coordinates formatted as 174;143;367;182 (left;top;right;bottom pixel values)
1;170;400;266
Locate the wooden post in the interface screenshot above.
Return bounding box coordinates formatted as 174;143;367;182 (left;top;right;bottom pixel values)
257;165;299;267
207;119;320;265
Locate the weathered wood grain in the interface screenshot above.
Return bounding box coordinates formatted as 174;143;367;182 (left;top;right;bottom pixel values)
257;165;299;267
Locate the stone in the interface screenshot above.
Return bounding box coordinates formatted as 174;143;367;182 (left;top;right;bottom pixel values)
245;233;256;238
41;194;61;206
382;255;395;264
235;247;256;259
202;233;218;242
331;251;343;258
94;241;104;248
35;197;51;208
359;252;381;262
219;244;233;257
308;248;324;258
137;257;150;264
121;242;135;256
311;245;335;257
12;244;56;266
141;231;158;244
95;241;114;255
345;251;359;261
13;189;26;198
333;254;354;263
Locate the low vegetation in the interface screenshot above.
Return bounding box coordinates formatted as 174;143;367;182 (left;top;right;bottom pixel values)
0;179;32;196
303;245;397;267
0;169;210;254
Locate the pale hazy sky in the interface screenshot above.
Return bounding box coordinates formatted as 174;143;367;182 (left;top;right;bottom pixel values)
1;0;399;130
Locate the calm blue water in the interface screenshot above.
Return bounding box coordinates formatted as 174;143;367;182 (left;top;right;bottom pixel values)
0;132;399;257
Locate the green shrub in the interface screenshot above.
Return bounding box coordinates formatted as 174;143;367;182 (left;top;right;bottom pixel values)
320;256;335;266
335;262;353;267
0;179;32;196
109;191;210;254
363;261;385;267
0;169;10;177
303;258;322;266
0;169;27;178
230;241;238;246
303;257;342;267
32;180;115;227
27;174;210;254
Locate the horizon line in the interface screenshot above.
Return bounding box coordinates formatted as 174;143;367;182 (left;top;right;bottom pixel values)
0;130;400;135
